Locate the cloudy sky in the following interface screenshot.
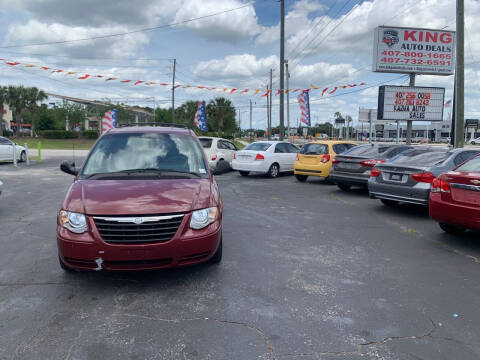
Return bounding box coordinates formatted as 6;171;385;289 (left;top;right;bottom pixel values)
0;0;476;129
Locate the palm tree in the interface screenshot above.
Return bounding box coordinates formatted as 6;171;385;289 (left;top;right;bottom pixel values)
7;85;27;137
206;97;236;137
25;87;48;137
0;86;7;132
177;100;200;128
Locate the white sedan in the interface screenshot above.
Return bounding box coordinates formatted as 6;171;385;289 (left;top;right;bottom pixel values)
468;137;480;145
199;136;238;171
232;141;299;178
0;136;27;162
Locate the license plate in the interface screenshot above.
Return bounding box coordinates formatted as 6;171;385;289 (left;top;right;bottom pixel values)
452;188;480;205
390;174;402;181
341;163;357;170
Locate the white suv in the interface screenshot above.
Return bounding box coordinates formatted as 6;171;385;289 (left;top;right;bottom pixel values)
199;137;238;170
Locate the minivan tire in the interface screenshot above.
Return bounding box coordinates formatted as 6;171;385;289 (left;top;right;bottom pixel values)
268;163;280;178
438;222;466;235
295;175;308;182
239;171;250;177
209;238;222;264
337;183;351;191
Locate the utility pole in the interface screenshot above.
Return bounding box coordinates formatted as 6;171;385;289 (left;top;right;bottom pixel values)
406;73;415;145
286;60;290;141
269;69;273;140
455;0;465;148
266;84;270;139
279;0;285;140
238;108;241;137
249;99;252;138
171;58;176;123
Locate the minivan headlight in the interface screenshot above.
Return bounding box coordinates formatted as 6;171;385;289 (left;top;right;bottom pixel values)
190;207;218;230
59;210;88;234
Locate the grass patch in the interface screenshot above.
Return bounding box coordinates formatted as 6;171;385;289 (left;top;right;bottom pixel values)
8;137;96;150
234;141;246;150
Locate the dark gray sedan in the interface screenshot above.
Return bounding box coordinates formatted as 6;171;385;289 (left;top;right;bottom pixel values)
329;144;413;190
369;147;480;206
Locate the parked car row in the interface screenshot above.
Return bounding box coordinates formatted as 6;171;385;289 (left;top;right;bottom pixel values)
229;140;480;236
0;136;27;162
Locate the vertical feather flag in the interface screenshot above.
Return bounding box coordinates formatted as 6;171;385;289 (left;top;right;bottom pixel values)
101;109;118;133
297;91;311;127
193;101;208;132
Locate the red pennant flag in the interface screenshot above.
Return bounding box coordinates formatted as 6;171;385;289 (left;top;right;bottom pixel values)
53;69;63;73
121;80;132;83
106;77;117;81
96;75;103;78
174;84;182;89
293;89;301;93
41;66;50;70
197;86;206;89
261;89;271;97
328;87;338;95
134;81;144;85
240;89;249;94
275;89;282;95
321;87;328;96
6;62;20;66
78;74;90;80
359;82;366;86
347;84;356;88
230;88;238;94
161;83;169;86
206;87;216;90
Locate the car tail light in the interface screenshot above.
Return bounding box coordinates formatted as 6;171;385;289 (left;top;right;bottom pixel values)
321;154;330;163
211;155;217;161
233;153;236;159
370;168;381;177
360;159;385;167
332;158;339;164
411;172;435;183
255;153;264;161
431;177;451;193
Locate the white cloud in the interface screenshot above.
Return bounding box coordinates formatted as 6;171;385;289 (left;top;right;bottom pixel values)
174;0;262;42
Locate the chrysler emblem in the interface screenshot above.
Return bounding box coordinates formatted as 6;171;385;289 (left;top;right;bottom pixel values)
134;218;144;224
470;179;480;185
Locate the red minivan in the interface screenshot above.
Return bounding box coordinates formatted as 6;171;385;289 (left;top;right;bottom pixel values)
57;125;223;271
430;154;480;234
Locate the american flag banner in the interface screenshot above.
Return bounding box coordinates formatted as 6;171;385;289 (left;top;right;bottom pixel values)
297;91;311;126
101;109;118;133
193;101;208;132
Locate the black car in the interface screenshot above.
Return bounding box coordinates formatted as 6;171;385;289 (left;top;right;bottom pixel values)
329;144;413;190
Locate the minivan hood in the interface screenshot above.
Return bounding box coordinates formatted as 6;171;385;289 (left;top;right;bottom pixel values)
63;179;212;215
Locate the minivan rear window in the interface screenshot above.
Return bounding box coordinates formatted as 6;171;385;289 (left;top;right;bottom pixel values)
390;149;449;166
245;143;271;151
199;138;212;148
300;143;328;155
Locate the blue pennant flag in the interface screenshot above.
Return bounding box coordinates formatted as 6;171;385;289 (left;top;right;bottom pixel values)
193;101;208;131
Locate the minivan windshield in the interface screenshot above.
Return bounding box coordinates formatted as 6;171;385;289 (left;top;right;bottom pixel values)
245;142;271;151
81;133;207;178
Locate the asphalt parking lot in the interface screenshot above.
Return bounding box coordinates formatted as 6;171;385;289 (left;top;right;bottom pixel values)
1;157;480;360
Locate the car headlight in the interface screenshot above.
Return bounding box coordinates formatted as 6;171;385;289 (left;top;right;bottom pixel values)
190;207;218;230
59;210;88;234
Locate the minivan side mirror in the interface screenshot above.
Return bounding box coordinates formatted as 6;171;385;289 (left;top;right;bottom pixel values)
60;160;79;176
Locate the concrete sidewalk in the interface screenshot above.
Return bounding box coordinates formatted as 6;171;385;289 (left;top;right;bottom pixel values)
28;149;89;159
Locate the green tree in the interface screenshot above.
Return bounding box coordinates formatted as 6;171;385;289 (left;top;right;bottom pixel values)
0;86;7;131
25;87;48;136
7;85;27;136
206;97;237;137
176;101;201;128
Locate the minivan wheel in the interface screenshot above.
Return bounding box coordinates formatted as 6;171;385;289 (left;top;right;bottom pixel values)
239;171;250;177
20;151;26;163
295;174;308;182
268;163;280;178
438;222;466;234
209;238;222;264
337;183;351;191
381;199;399;207
59;256;75;272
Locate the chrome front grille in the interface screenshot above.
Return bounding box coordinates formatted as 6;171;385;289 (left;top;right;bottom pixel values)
93;214;184;244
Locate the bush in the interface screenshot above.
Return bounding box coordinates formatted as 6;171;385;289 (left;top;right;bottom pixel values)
82;130;99;139
39;130;78;139
2;129;13;137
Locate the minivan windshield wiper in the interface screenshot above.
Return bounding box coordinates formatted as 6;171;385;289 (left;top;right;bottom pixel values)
83;168;202;179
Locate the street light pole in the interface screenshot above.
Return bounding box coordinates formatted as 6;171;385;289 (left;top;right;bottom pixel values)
455;0;465;148
279;0;285;140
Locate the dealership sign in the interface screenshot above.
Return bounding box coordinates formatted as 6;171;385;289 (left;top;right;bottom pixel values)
373;26;456;75
377;86;445;122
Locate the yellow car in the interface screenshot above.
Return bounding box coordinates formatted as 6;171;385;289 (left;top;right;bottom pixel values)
294;140;357;182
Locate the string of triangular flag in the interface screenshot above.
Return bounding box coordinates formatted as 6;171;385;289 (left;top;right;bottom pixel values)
1;57;366;97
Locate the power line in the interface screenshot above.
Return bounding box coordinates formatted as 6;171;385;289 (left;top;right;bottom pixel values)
0;3;253;49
